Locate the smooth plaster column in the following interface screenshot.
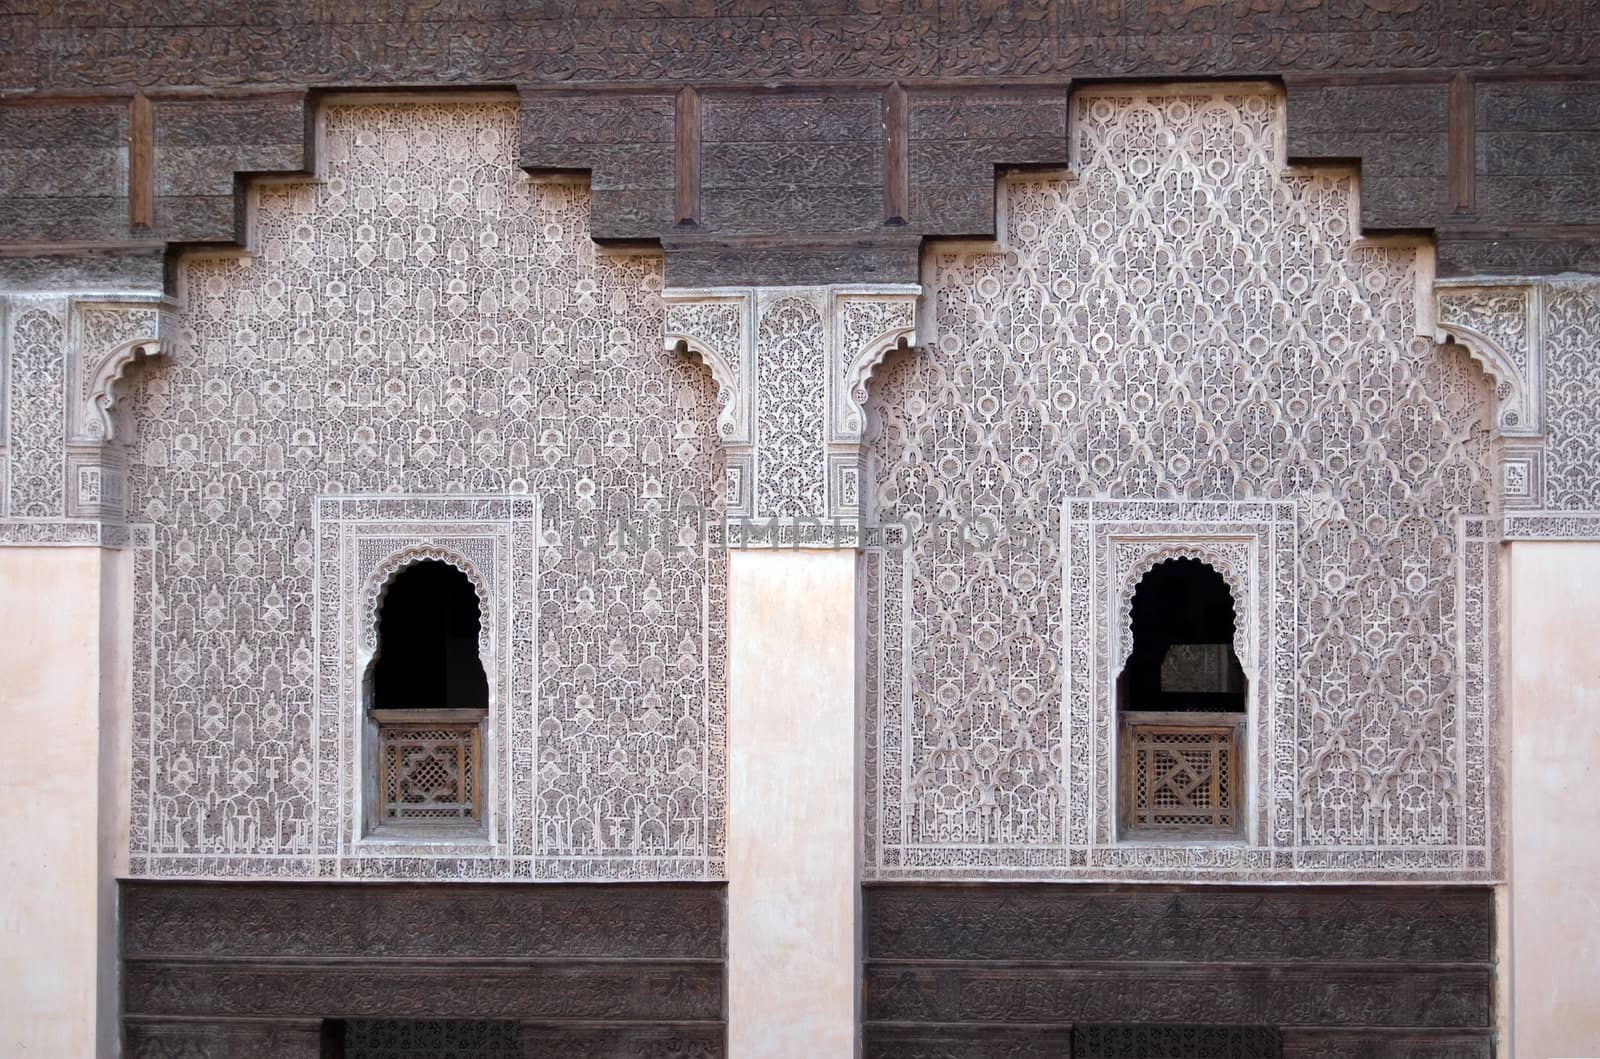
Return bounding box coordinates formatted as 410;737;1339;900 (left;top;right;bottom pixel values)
727;547;859;1058
0;546;131;1058
1507;541;1600;1059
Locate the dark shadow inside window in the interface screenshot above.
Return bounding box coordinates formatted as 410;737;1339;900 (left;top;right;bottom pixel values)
369;560;489;711
1117;557;1246;714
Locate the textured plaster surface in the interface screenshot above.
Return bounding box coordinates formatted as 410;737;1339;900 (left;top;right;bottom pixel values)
0;547;128;1058
1509;542;1600;1059
728;549;858;1059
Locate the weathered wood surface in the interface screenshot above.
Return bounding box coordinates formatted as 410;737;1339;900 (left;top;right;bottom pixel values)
121;880;727;1058
863;883;1496;1059
1;5;1596;285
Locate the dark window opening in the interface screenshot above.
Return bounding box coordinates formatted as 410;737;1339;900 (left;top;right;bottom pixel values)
1117;557;1247;838
365;559;488;827
1118;557;1246;714
1072;1023;1282;1058
370;559;488;711
322;1019;521;1058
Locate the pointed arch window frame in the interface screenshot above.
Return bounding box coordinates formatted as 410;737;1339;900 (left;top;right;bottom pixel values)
315;495;537;872
1063;498;1298;867
1115;553;1251;838
363;547;494;830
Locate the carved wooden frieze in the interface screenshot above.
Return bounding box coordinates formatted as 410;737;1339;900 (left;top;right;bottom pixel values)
123;881;727;1059
16;7;1591;92
863;883;1494;1059
4;8;1600;284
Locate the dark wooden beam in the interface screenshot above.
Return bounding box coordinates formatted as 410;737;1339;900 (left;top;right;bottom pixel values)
1449;73;1476;216
127;93;154;231
675;86;701;227
884;82;909;226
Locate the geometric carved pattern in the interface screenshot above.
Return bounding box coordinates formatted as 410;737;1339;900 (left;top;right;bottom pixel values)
5;301;66;518
669;283;917;537
1124;719;1242;833
755;293;827;520
377;715;484;822
122;880;726;1058
863;883;1494;1059
865;86;1499;881
124;100;726;881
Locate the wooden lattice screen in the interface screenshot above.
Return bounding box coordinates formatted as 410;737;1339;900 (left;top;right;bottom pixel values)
371;709;485;822
1120;714;1243;835
1073;1024;1282;1058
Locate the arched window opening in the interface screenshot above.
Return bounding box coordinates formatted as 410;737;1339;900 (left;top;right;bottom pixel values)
1118;558;1246;713
366;559;488;830
1118;557;1247;839
370;560;489;711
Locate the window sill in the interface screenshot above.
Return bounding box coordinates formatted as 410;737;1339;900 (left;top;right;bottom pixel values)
1117;833;1248;847
359;821;495;850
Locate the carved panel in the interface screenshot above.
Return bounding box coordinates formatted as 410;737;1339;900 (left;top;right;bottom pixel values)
863;883;1494;1056
1434;281;1542;437
864;885;1493;964
122;881;724;960
5;299;65;518
699;92;882;238
865;966;1487;1027
67;296;167;444
754;291;827;519
671;283;918;538
123;100;727;881
865;86;1499;881
122;881;726;1057
1540;280;1600;511
125;1019;323;1059
0;292;169;537
1436;278;1600;539
829;290;918;521
0;296;6;519
1513;278;1600;536
125;963;722;1021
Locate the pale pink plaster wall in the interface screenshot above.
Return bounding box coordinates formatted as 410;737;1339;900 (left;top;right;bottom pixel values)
727;549;859;1058
1509;542;1600;1059
0;547;128;1058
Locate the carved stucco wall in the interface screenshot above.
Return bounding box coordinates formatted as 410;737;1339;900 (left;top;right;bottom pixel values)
1435;277;1600;539
864;86;1503;880
4;88;1591;887
664;284;918;535
0;292;169;542
120;100;728;880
